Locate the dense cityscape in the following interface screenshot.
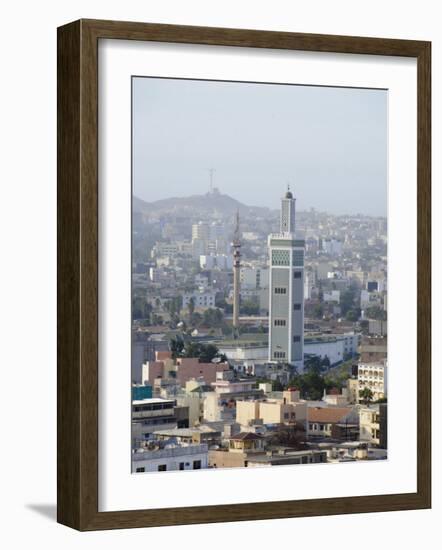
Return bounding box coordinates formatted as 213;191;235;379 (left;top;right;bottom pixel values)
131;186;387;474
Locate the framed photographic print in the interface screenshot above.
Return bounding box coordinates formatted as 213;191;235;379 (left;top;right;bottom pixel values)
57;19;431;530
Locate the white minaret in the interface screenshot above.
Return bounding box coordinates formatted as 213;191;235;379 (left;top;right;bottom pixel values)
232;210;241;332
268;187;305;370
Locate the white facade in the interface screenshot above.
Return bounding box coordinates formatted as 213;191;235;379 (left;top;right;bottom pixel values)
132;443;208;473
358;362;387;401
268;190;304;368
322;238;343;256
192;221;210;242
359;406;381;445
240;267;269;289
151;242;179;258
200;254;233;270
323;290;340;303
360;289;370;307
305;338;345;365
304;270;315;299
183;290;216;309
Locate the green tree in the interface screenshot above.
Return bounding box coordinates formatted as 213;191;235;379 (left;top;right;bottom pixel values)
187;297;195;317
240;300;260;315
180;342;226;364
365;305;387;321
313;303;324;319
304;355;323;374
169;336;185;359
359;387;374;406
346;309;359;322
202;308;224;328
272;379;284;392
340;289;356;316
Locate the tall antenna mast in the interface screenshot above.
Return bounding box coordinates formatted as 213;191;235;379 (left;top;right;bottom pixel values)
209;168;215;193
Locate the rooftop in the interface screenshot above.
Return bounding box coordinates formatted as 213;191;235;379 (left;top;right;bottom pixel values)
132;397;175;406
308;407;352;423
230;432;263;441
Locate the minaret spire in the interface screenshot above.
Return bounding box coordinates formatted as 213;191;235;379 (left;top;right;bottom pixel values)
232;210;241;333
280;185;296;234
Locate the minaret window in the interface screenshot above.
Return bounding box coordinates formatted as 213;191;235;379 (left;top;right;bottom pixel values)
274;287;287;295
293;250;304;266
272;250;290;266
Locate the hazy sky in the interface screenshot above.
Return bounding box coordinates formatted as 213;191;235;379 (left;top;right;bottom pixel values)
133;77;387;216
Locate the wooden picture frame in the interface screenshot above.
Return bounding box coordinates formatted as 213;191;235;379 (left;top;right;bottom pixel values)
57;19;431;531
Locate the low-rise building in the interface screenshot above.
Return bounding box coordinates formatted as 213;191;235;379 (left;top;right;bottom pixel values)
236;389;308;428
175;357;230;386
357;362;387;401
247;449;327;467
307;406;358;439
359;404;387;447
183;290;216;309
132;397;179;443
132;442;208;473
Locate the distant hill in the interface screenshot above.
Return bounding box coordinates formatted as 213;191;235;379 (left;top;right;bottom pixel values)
133;191;272;218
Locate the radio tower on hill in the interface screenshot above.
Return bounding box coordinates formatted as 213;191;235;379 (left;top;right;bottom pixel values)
232;210;241;334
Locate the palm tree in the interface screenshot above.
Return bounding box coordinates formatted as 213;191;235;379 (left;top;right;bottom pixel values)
187;297;195;318
359;387;374;406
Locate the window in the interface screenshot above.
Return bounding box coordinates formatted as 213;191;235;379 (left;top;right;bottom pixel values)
135;467;145;473
293;251;304;266
193;460;202;470
273;351;286;359
179;462;185;470
293;303;301;310
274;287;287;294
274;319;286;326
158;464;167;471
272;249;290;266
294;271;302;279
284;412;289;419
293;335;301;343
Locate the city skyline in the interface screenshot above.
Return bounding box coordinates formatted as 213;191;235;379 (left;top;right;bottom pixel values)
131;77;388;476
133;77;387;216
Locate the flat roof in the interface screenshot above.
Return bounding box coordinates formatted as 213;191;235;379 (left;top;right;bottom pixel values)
132;397;175;405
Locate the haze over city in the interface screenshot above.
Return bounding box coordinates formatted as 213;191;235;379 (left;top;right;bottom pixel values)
133;77;387;216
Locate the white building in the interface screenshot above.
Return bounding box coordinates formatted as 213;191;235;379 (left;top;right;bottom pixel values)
323;290;340;303
192;221;210;242
132;398;178;442
183;290;216;309
322;238;343;256
132;443;208;473
268;189;304;368
200;254;233;270
304;270;315;300
240;266;269;289
359;405;381;445
360;289;370;307
358;362;387;401
151;242;179;258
